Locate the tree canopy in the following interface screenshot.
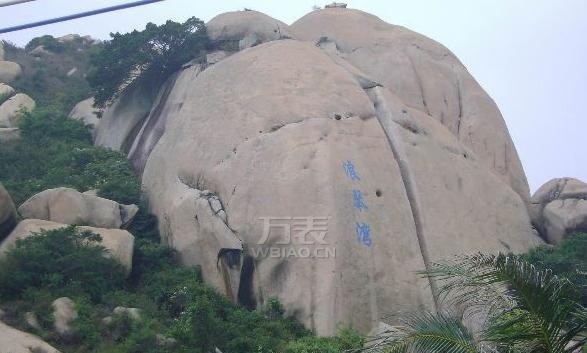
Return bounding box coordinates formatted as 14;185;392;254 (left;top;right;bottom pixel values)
87;17;208;109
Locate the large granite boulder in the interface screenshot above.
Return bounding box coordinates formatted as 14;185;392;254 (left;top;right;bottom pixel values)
0;93;36;128
291;8;530;203
0;219;135;272
95;9;542;335
530;178;587;244
0;61;22;83
0;183;17;240
18;187;138;229
0;320;61;353
68;97;100;134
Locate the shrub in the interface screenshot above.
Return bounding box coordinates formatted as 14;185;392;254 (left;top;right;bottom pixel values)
0;226;126;302
88;17;208;109
525;232;587;306
0;107;140;205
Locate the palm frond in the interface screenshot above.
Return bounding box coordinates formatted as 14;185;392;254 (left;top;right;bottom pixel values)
363;312;487;353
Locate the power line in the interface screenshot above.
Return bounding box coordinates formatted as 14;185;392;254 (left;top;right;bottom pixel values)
0;0;36;8
0;0;166;34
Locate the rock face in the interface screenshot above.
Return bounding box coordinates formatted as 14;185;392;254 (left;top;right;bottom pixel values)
0;320;61;353
0;61;22;83
291;8;530;203
69;97;100;135
97;9;542;335
0;219;135;272
0;183;17;240
0;93;36;127
530;178;587;244
18;187;138;229
52;297;78;340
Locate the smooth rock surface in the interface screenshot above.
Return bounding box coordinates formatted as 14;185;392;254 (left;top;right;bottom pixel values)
0;61;21;83
52;297;78;340
0;183;17;240
207;10;294;50
18;187;138;229
530;178;587;243
0;320;61;353
139;39;540;335
0;93;35;127
69;97;100;133
0;219;135;272
291;8;530;203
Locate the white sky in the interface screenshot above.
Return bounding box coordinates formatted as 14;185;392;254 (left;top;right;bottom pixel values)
1;0;586;193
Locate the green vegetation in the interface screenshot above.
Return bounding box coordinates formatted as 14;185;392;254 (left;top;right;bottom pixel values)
525;232;587;307
0;105;361;352
88;17;208;109
0;107;139;205
370;253;586;353
3;36;96;113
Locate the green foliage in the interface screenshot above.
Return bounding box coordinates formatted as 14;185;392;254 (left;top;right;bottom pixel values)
25;35;65;53
6;36;96;112
0;107;140;205
0;226;126;302
284;328;364;353
525;232;587;306
88;17;208;109
371;254;587;353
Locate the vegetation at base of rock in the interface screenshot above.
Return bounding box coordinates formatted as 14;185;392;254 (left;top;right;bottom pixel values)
0;226;126;302
3;36;95;113
0;107;140;205
525;232;587;307
87;17;208;109
369;253;587;353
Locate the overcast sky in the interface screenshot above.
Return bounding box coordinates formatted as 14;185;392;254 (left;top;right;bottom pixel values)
1;0;585;193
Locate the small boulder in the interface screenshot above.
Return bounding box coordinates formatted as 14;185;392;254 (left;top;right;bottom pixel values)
0;219;135;273
0;182;17;240
112;306;141;321
68;98;100;134
0;127;20;143
18;187;138;229
0;83;15;101
24;312;41;331
0;320;61;353
29;45;52;57
0;61;22;83
52;297;78;340
206;10;294;50
530;178;587;243
0;93;36;127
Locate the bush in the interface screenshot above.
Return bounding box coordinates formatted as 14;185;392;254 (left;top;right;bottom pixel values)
0;107;140;205
88;17;208;109
525;232;587;306
0;226;126;302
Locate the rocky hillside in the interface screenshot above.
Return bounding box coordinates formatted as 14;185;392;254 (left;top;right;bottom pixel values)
0;4;585;353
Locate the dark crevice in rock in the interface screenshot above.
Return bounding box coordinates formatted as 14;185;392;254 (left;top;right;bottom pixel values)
237;254;257;310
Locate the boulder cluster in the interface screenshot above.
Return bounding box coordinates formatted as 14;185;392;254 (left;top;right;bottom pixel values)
0;183;138;351
0;41;36;143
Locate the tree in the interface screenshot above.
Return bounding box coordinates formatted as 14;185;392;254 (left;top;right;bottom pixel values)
366;254;587;353
87;17;208;109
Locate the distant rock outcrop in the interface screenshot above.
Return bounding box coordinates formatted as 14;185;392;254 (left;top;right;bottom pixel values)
95;8;543;335
530;178;587;244
18;187;138;229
